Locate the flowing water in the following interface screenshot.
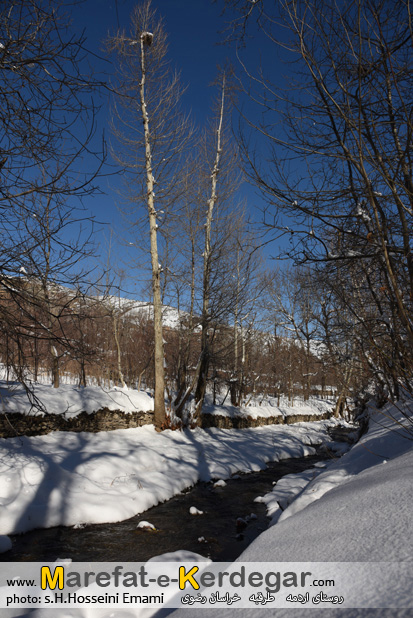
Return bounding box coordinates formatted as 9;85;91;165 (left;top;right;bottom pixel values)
2;452;336;563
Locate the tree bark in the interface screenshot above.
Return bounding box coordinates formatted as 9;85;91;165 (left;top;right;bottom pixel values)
194;73;226;419
139;32;166;429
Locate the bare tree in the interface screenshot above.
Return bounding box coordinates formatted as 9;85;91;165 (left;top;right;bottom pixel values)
167;163;203;408
0;0;104;397
0;0;103;243
224;0;413;397
227;212;265;405
268;267;320;401
107;0;192;429
193;68;241;418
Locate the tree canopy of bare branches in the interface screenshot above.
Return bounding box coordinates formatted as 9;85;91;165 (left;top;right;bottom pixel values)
0;0;105;395
226;0;413;397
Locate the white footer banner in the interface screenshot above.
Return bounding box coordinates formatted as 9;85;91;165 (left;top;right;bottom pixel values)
0;561;411;609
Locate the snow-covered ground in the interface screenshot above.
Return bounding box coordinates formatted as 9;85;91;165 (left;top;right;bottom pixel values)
0;382;337;540
203;394;333;419
168;398;413;618
0;382;154;417
0;380;333;420
1;385;412;616
0;416;336;538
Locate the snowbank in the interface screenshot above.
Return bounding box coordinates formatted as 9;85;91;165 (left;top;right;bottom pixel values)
0;381;333;422
202;395;334;419
0;382;154;417
0;419;335;536
169;399;413;617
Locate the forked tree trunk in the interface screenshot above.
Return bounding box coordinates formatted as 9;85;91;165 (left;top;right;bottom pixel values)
194;73;226;420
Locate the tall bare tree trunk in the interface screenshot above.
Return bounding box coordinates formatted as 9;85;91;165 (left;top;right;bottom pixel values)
194;73;226;419
42;199;60;389
139;32;166;429
108;3;193;427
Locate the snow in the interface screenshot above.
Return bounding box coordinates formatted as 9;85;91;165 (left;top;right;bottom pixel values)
0;382;154;417
1;394;412;616
137;521;156;530
102;295;189;330
202;395;333;419
0;382;338;539
255;467;326;524
0;405;336;536
168;398;413;617
266;400;413;557
148;550;210;563
213;479;227;487
0;379;335;426
189;506;204;515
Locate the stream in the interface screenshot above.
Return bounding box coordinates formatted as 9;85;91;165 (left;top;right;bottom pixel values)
1;448;344;563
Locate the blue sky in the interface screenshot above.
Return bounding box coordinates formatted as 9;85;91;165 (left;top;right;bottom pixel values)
76;0;232;119
67;0;288;297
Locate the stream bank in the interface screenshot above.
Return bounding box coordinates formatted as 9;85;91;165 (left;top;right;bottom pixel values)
1;451;335;563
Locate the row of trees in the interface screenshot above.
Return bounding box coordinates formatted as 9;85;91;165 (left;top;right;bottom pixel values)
104;1;344;427
0;275;340;407
1;0;410;427
105;2;260;428
0;0;106;407
106;0;402;427
223;0;413;405
0;0;263;425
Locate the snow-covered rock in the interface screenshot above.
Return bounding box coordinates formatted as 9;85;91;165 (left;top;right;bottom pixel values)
137;520;156;530
213;479;227;487
189;506;204;515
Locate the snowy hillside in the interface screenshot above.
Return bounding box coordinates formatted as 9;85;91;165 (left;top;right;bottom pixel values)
103;295;188;330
